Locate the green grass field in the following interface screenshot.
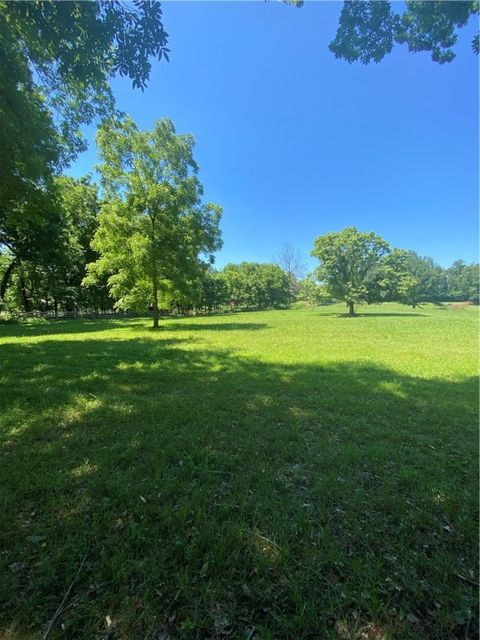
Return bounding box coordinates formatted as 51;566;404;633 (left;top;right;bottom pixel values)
0;303;478;640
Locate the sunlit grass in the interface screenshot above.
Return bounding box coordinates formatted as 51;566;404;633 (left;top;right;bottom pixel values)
0;303;478;639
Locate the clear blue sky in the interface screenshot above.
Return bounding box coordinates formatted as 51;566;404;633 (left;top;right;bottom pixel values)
69;1;479;271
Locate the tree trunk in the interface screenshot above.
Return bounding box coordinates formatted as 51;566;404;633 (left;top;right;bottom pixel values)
150;213;160;329
152;296;159;328
347;300;355;316
19;276;32;312
0;259;17;301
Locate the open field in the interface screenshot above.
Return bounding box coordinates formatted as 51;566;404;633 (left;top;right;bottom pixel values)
0;303;478;640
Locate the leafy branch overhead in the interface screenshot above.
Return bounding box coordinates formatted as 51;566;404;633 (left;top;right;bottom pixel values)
0;0;170;311
330;1;479;64
3;1;169;89
0;0;169;175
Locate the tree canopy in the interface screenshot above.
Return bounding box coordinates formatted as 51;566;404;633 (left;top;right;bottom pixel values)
330;1;479;64
84;118;222;327
0;175;111;313
447;260;479;303
0;0;169;315
222;262;291;310
403;252;448;306
1;0;169;158
311;227;416;316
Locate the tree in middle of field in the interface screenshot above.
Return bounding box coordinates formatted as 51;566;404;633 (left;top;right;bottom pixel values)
311;226;416;316
84;117;223;328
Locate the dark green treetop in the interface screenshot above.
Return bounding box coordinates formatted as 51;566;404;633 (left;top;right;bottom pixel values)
330;1;479;64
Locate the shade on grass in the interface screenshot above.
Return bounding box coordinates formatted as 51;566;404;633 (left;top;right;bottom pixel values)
0;303;478;639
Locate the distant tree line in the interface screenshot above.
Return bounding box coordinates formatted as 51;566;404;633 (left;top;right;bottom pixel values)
301;256;479;313
2;216;477;321
1;3;478;325
303;227;479;315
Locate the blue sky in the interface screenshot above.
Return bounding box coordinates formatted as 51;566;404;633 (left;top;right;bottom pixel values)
69;1;479;271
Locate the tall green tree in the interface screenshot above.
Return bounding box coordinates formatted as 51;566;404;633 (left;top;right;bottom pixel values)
222;262;291;310
311;227;391;316
0;175;108;313
199;269;229;313
447;260;479;303
41;176;109;313
0;1;169;296
0;182;68;309
404;252;448;306
85;117;222;328
367;248;417;305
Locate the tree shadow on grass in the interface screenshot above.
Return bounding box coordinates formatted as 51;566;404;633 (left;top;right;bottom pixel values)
0;333;478;639
161;321;270;332
321;311;428;318
0;318;270;340
0;318;148;339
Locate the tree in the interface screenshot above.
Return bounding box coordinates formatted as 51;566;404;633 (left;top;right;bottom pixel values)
311;227;390;316
275;242;306;297
1;1;169;164
403;252;448;306
298;275;332;306
367;248;417;305
0;175;110;314
330;1;479;65
447;260;479;303
0;180;69;310
0;251;17;311
84;117;223;328
199;270;229;313
0;21;60;217
257;263;292;308
0;1;169;288
39;176;111;314
222;262;291;310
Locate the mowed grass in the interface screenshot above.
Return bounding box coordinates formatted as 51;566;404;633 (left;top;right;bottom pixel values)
0;303;478;640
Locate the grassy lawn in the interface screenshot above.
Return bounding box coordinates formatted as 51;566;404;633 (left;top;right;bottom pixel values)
0;303;478;640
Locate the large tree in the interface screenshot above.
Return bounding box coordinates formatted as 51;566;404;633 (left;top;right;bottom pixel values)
0;1;169;165
0;181;68;309
311;226;391;316
0;1;169;297
37;176;109;314
198;269;229;314
330;1;479;65
84;117;222;328
0;175;109;313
